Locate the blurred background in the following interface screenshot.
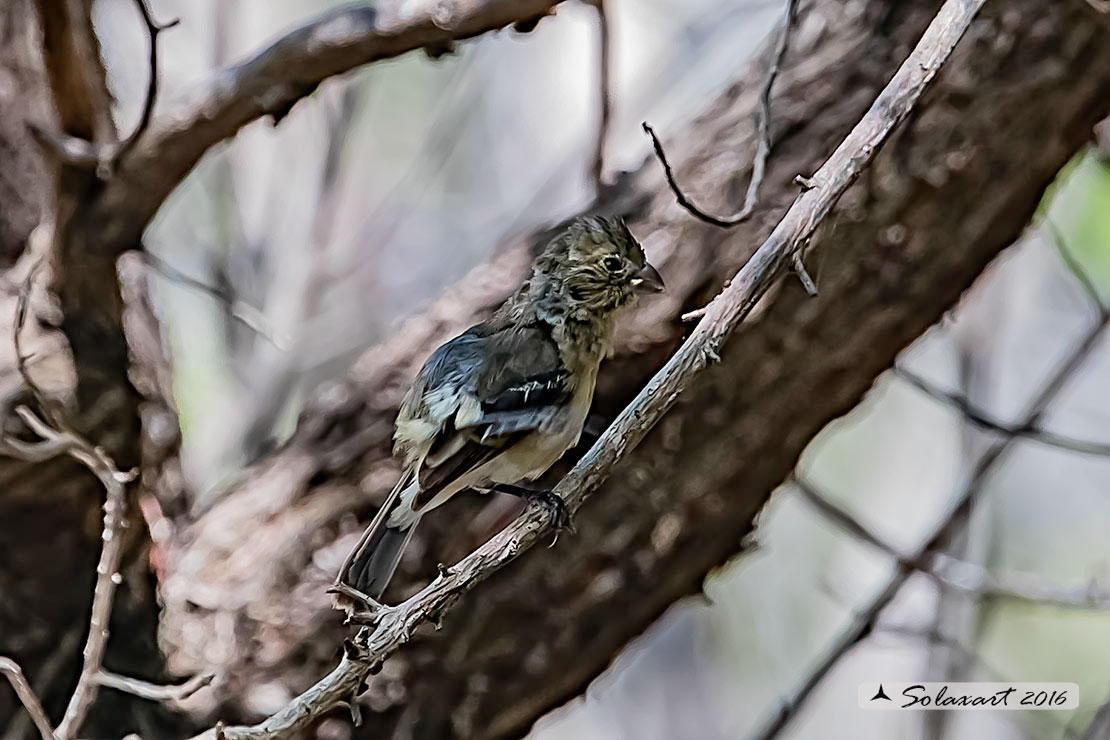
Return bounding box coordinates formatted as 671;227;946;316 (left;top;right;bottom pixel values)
84;0;1110;738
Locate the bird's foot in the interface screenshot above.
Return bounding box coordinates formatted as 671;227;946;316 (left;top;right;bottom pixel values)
491;483;575;539
328;582;390;623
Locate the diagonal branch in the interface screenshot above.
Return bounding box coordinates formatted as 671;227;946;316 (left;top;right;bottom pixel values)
183;1;988;736
0;657;56;740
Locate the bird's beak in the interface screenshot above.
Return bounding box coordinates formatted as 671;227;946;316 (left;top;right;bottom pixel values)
631;262;665;294
630;262;661;292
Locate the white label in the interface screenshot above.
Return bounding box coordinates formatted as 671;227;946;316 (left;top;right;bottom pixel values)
859;683;1079;710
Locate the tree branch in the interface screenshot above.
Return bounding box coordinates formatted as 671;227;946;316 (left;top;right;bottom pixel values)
641;0;799;227
91;670;213;703
112;0;180;170
0;657;56;740
0;406;138;740
589;0;612;190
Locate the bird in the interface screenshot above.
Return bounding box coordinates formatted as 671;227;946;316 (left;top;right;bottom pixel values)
333;215;664;606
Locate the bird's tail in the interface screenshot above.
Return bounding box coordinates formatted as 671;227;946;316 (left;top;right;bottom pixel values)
335;471;419;601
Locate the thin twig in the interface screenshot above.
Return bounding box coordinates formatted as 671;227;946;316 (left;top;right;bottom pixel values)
92;670;214;703
140;252;284;348
793;476;1110;610
895;366;1110;457
176;2;987;737
642;0;798;227
189;632;375;740
13;261;50;417
0;407;140;740
1042;216;1108;317
590;0;612;190
0;657;57;740
113;0;180;168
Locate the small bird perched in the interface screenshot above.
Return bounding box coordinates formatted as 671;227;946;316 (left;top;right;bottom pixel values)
333;215;663;606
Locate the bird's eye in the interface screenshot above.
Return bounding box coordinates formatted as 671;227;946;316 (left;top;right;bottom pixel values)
602;256;624;274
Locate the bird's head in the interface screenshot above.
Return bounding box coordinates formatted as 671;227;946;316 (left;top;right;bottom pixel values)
531;216;664;319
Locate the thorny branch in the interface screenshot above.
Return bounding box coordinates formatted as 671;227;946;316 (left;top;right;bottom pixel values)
641;0;799;228
751;171;1110;740
176;1;989;737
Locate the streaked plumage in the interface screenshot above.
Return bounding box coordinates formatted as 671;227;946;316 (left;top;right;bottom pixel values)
335;215;663;603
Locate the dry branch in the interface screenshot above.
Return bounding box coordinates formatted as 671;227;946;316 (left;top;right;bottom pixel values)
92;671;213;703
0;406;137;740
176;1;987;736
0;658;55;740
641;0;799;227
111;0;179;169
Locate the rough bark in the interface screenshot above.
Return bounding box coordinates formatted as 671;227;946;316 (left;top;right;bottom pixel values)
156;1;1110;739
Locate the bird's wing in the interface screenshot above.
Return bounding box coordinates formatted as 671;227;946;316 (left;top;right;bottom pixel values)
399;322;572;511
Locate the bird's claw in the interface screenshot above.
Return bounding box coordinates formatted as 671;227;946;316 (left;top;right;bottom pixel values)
527;489;575;539
328;582;389;623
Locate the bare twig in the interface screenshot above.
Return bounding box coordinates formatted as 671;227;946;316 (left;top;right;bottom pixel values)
189;632;375;740
0;407;139;740
895;366;1110;457
590;0;612;190
139;252;284;348
641;0;798;227
113;0;180;168
92;670;213;703
25;123;101;169
752;220;1110;740
1042;217;1108;316
13;261;50;417
794;476;1110;610
0;657;57;740
173;1;986;737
